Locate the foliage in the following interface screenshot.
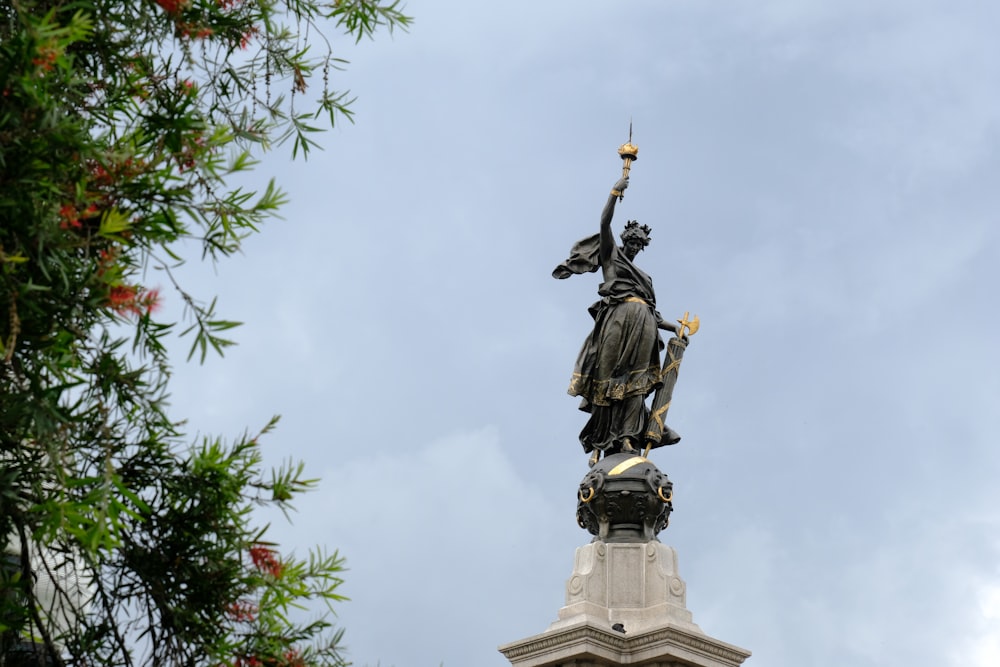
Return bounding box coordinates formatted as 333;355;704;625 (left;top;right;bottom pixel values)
0;1;409;665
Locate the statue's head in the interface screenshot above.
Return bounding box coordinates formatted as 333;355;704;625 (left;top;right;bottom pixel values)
620;220;652;259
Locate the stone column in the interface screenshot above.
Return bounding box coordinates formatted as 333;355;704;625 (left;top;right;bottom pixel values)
498;540;750;667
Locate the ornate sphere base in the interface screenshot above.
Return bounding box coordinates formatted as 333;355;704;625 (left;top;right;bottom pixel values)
576;452;673;542
498;452;751;666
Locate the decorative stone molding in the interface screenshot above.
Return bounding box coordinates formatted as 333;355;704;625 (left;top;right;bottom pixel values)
499;622;750;667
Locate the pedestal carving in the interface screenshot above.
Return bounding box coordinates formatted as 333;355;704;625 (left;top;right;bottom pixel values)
550;541;697;635
498;540;750;667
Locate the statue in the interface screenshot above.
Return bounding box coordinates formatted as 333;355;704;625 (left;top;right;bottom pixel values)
553;140;698;468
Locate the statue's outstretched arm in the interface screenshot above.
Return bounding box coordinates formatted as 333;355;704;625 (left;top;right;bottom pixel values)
657;317;679;334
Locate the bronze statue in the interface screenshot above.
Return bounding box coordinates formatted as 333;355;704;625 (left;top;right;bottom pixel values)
554;174;694;468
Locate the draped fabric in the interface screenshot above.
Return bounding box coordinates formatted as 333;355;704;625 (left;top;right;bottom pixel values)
554;237;665;453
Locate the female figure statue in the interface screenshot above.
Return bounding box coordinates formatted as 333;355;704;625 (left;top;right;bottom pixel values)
553;177;680;467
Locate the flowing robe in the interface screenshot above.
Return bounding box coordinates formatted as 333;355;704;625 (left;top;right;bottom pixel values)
554;234;665;453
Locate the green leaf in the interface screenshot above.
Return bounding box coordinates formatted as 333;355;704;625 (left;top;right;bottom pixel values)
98;207;132;237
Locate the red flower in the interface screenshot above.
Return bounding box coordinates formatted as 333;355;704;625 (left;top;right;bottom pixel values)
154;0;189;14
107;285;161;316
108;285;138;312
239;26;260;50
226;599;257;622
90;162;112;186
32;46;59;71
232;657;263;667
248;544;283;578
139;287;162;314
281;649;305;667
59;204;81;229
96;248;118;276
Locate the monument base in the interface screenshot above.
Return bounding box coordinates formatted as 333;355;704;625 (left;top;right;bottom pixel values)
499;541;750;667
499;622;750;667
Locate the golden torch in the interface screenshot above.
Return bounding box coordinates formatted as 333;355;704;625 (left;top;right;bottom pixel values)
617;123;638;201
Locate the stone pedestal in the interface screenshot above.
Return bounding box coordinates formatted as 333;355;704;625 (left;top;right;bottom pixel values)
499;541;750;667
550;541;699;635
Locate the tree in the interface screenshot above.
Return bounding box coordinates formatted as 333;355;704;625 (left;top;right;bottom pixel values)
0;1;409;665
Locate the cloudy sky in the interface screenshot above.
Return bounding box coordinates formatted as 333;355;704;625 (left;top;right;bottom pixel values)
163;1;999;665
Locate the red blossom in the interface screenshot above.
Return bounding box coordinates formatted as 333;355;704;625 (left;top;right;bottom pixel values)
281;649;305;667
107;285;161;317
248;544;283;578
59;204;81;229
226;599;258;622
233;657;263;667
32;46;59;71
108;285;137;310
96;247;119;276
154;0;189;14
140;288;162;314
176;22;211;40
90;162;112;185
89;156;147;187
239;26;260;50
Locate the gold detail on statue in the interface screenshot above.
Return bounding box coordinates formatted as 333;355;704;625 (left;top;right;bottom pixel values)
568;365;662;407
608;456;647;476
677;311;700;338
657;487;673;503
616;122;638;200
661;354;681;376
579;487;595;503
648;400;671;433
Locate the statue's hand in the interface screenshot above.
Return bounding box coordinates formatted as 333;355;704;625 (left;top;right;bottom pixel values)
613;177;629;193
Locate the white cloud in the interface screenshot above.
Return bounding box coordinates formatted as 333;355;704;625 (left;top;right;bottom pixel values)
266;427;575;667
969;583;1000;667
951;570;1000;667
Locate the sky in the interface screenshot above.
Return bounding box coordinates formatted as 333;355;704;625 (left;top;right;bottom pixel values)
162;1;1000;665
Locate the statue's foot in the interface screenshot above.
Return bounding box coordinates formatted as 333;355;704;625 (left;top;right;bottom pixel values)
620;438;637;454
588;450;600;468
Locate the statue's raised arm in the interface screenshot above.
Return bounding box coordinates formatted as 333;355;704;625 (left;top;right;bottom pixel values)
600;177;630;264
551;177;633;281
